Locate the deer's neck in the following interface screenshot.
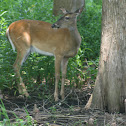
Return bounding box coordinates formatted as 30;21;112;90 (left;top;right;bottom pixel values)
69;26;81;47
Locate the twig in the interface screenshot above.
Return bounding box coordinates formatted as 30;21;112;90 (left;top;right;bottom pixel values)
39;114;89;120
3;98;19;108
74;90;80;107
124;99;126;114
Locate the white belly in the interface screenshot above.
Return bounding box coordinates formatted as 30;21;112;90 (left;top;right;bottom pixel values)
31;46;54;56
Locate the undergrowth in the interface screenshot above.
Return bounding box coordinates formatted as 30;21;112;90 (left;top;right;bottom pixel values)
0;0;101;94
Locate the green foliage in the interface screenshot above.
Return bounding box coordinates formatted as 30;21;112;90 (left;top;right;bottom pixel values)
93;0;102;5
0;0;102;94
86;0;102;5
0;0;56;94
0;99;35;125
0;99;10;125
67;1;101;87
78;1;102;60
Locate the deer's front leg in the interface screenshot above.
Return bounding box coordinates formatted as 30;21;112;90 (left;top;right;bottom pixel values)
61;57;68;100
54;55;62;101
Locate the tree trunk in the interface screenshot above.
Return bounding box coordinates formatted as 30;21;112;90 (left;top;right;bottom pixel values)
85;0;126;113
53;0;85;16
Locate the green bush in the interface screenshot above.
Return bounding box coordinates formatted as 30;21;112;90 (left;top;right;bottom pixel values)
78;2;102;60
67;1;101;87
0;0;56;93
0;0;102;94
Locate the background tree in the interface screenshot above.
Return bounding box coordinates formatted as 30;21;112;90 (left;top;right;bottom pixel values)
85;0;126;113
53;0;85;16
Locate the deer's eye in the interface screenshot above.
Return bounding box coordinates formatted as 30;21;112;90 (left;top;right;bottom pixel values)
65;16;70;20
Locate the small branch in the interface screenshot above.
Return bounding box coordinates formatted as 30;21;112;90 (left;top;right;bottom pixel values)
124;99;126;113
39;114;89;120
74;90;80;107
3;98;19;108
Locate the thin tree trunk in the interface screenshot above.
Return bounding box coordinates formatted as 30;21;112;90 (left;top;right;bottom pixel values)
85;0;126;113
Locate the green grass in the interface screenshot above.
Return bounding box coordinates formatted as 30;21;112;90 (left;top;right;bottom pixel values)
0;99;36;126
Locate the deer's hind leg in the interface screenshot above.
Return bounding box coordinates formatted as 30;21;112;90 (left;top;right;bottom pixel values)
13;48;31;97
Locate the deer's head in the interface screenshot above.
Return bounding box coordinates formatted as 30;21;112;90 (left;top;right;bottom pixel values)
52;6;84;29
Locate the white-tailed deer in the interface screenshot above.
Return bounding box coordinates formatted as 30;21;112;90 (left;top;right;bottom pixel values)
6;6;83;101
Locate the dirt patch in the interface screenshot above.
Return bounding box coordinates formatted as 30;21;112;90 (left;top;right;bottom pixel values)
1;87;126;126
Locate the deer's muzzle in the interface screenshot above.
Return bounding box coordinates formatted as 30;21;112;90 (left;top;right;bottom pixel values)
52;24;60;28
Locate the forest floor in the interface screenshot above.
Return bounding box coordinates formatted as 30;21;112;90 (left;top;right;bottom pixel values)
1;86;126;126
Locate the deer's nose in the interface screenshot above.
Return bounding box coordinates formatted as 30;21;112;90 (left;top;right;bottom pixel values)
52;24;60;28
51;24;55;28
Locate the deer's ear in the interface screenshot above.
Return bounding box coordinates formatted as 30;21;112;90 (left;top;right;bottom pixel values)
60;8;69;14
75;6;84;14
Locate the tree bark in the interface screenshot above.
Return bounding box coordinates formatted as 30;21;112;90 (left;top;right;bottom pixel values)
53;0;85;16
85;0;126;113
